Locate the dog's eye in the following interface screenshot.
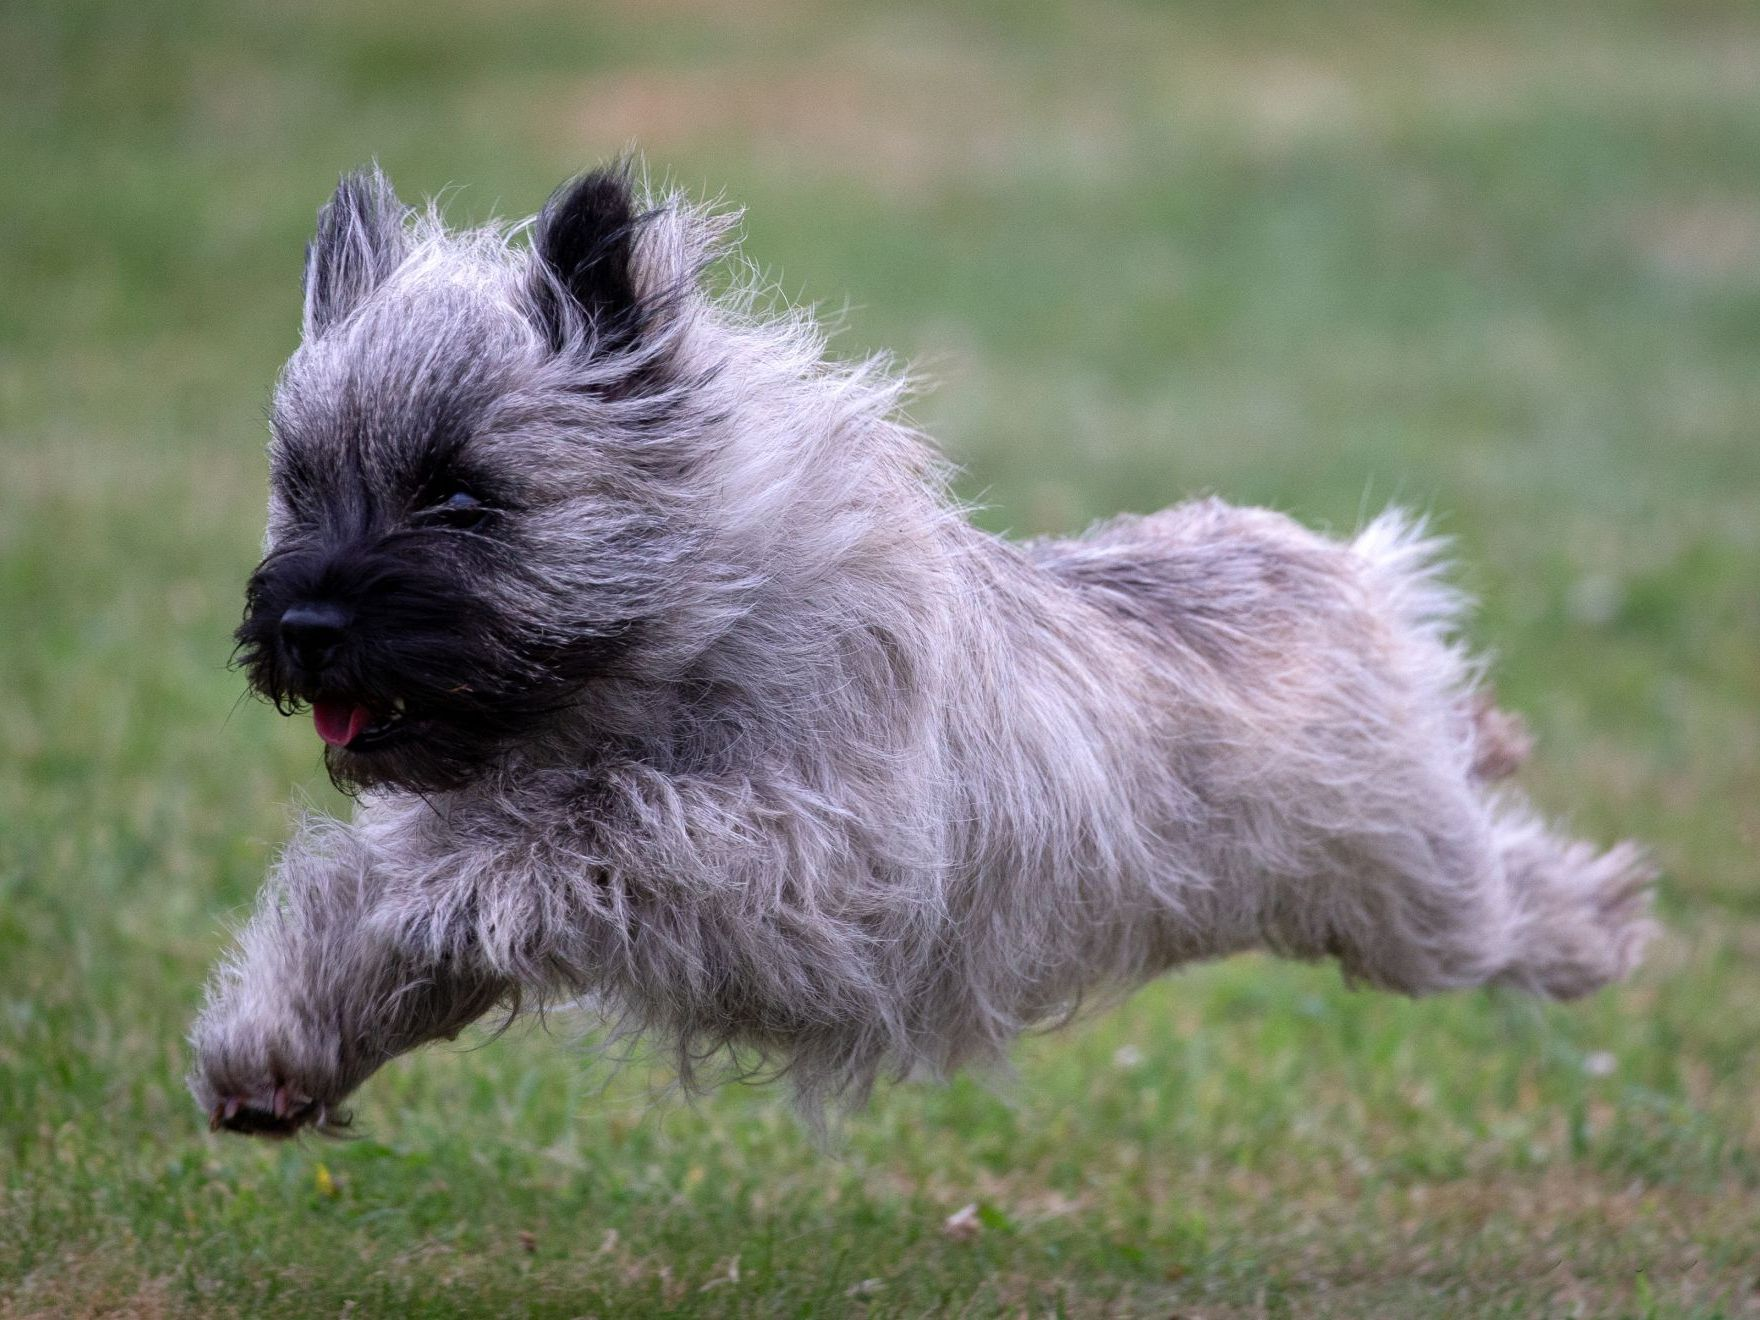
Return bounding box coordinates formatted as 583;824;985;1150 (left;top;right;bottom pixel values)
423;491;490;529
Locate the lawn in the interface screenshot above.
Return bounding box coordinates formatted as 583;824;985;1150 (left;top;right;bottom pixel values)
3;0;1758;1314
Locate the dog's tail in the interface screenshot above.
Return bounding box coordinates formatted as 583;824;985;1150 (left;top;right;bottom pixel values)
1488;805;1657;1000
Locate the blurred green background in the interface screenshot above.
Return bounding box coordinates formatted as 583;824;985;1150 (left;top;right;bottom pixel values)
3;0;1758;1314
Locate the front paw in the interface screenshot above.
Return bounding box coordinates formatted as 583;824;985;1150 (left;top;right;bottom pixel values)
188;1002;354;1140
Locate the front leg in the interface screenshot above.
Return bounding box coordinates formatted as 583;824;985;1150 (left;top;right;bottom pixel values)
189;815;506;1137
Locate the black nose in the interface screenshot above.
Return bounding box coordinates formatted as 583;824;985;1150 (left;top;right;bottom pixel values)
280;602;350;674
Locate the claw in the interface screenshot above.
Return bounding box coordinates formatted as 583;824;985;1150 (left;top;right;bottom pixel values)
209;1095;243;1133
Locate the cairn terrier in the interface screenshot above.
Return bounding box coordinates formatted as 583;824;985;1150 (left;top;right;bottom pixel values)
190;166;1653;1137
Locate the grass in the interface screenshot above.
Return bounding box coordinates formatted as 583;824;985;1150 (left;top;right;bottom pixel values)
3;0;1758;1314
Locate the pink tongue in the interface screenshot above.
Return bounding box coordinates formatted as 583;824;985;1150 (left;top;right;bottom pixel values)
312;699;373;748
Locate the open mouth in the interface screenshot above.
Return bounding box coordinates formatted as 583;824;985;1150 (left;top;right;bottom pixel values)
311;695;411;751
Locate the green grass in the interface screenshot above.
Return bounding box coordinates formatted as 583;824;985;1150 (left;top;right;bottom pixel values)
4;0;1759;1314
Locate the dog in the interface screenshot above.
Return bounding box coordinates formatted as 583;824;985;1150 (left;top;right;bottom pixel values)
189;165;1654;1137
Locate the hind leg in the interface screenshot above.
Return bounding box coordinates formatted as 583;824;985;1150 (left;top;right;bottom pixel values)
1124;502;1652;1001
1268;781;1522;996
1319;513;1654;997
1260;724;1654;1001
1304;794;1655;1000
1483;803;1656;998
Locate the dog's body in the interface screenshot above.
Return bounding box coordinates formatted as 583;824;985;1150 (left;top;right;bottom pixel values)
190;168;1653;1136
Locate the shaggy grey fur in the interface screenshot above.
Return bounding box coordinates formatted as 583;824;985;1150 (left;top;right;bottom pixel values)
189;166;1655;1137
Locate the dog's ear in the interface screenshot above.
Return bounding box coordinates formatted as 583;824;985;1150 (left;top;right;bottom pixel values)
303;168;409;338
529;167;649;355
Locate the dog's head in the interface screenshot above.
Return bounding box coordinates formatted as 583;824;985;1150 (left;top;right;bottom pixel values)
236;166;712;792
